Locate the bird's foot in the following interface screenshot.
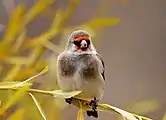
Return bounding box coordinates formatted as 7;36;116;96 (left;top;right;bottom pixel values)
86;110;98;118
65;97;73;104
86;97;99;118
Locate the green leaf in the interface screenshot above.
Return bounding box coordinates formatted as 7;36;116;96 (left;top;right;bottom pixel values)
0;83;31;115
7;108;24;120
98;104;152;120
29;93;47;120
52;90;82;99
77;101;84;120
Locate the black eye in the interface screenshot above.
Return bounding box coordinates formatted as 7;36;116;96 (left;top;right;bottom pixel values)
86;40;90;46
73;41;81;47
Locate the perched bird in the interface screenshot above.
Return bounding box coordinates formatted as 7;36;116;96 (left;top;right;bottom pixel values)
57;30;105;118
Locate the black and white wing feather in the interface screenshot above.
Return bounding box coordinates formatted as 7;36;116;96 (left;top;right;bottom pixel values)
96;53;105;81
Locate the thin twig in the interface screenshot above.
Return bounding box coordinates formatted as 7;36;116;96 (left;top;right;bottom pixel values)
0;87;53;96
29;93;47;120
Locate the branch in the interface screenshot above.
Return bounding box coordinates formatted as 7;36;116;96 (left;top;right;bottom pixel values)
0;87;53;96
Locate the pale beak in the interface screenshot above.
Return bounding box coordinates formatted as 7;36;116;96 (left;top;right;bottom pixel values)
80;40;87;48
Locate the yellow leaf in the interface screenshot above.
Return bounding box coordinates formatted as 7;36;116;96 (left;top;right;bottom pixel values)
77;101;84;120
125;100;159;114
26;9;64;48
7;108;24;120
51;9;64;28
4;56;29;65
98;104;137;120
24;0;55;25
52;90;82;99
2;64;21;82
15;62;47;81
0;66;46;89
26;46;45;67
2;4;25;45
162;113;166;120
98;104;152;120
79;18;120;30
0;82;32;89
27;0;80;48
0;83;31;115
12;29;27;54
14;65;48;87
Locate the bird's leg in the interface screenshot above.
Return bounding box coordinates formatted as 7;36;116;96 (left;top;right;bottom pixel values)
89;97;99;111
65;97;73;104
86;97;99;118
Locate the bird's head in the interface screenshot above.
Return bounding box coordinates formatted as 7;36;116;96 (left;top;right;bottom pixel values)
65;30;96;53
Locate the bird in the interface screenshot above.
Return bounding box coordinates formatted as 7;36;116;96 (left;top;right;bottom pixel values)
56;30;105;118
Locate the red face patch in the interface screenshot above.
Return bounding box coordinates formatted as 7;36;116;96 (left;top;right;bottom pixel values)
74;35;89;42
74;35;90;50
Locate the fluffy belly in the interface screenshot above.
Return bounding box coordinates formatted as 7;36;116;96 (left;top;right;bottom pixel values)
74;78;105;101
58;77;104;101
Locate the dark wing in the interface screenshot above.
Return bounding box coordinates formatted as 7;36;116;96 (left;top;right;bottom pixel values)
96;53;105;81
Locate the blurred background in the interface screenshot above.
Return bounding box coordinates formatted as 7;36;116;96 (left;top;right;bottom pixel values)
0;0;165;120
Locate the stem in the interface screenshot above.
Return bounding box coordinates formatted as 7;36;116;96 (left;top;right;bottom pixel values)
0;87;53;96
